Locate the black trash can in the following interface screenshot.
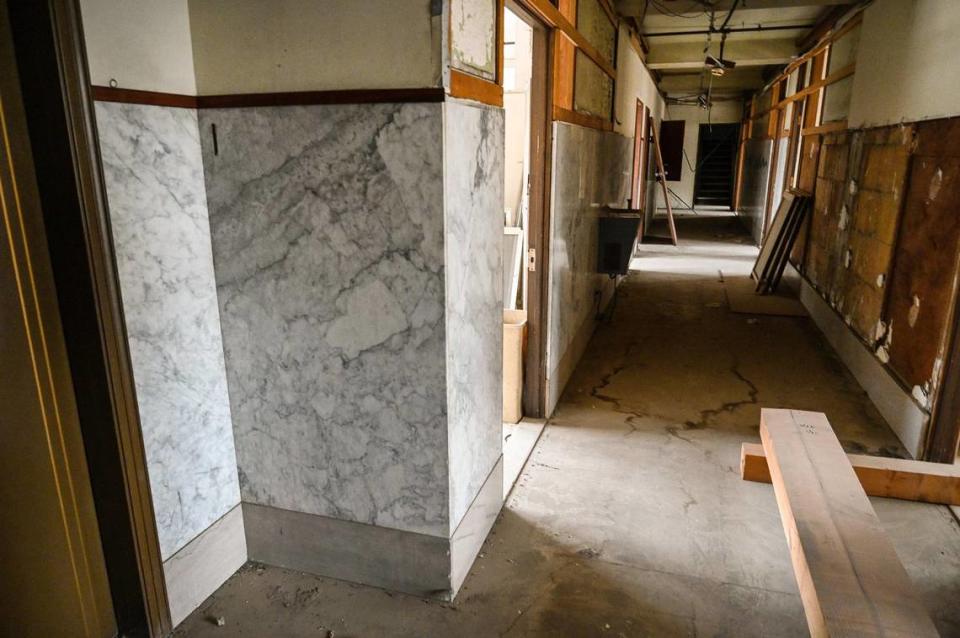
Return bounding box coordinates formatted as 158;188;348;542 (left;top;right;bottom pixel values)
597;208;641;276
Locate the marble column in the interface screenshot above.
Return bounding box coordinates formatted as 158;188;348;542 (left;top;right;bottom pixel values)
200;98;504;598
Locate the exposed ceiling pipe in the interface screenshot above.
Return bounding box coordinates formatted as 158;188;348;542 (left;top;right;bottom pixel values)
644;23;815;37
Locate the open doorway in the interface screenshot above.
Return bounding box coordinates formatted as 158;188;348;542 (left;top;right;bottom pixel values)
692;123;740;209
501;1;549;493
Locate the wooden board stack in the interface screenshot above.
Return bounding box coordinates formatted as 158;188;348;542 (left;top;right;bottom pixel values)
751;408;940;637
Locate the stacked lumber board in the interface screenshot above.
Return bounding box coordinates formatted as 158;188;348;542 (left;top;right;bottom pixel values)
741;441;960;505
753;408;940;637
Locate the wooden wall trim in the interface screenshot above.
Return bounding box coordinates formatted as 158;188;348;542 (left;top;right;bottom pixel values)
553;105;612;131
449;69;504;108
801;120;848;136
197;88;446;109
91;86;448;109
91;86;198;108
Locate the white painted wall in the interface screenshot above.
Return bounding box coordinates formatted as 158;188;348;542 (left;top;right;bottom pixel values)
659;101;742;210
849;0;960;128
80;0;197;94
189;0;442;94
613;25;665;224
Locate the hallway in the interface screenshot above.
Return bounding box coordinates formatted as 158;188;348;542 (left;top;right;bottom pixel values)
174;215;960;637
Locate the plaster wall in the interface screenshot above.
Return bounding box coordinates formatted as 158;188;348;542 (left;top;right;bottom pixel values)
79;0;197;94
188;0;443;94
849;0;960;127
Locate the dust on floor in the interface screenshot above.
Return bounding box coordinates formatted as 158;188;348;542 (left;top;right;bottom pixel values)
175;215;960;637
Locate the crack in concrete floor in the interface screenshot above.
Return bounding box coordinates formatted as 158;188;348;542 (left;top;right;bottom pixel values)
173;215;960;637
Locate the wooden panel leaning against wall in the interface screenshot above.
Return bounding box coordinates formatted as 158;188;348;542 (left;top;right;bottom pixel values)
786;116;960;461
884;119;960;415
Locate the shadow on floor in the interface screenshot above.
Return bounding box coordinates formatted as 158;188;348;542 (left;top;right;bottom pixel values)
174;214;960;637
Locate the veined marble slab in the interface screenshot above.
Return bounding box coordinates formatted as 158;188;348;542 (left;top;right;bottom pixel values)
545;122;632;413
200;103;451;537
443;99;504;532
95;101;240;559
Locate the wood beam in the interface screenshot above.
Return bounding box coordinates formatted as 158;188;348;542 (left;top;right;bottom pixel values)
450;69;504;108
759;409;939;637
552;105;612;131
742;442;960;505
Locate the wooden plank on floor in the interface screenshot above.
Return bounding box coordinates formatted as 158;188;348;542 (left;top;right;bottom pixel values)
760;408;939;637
741;442;960;505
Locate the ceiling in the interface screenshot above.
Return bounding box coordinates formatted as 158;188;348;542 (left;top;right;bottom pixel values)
614;0;857;99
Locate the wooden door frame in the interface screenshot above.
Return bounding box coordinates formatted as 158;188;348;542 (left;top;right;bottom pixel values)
691;122;740;210
7;1;170;635
507;0;552;417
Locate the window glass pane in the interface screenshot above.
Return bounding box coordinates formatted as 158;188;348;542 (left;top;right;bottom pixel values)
784;67;799;97
827;23;860;74
574;51;613;118
577;0;616;63
822;75;854;122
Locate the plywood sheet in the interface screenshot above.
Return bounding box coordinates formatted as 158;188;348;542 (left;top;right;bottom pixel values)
804;133;851;296
884;118;960;400
832;126;912;343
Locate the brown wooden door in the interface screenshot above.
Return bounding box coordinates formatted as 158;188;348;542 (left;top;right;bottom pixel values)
0;3;116;635
658;120;685;182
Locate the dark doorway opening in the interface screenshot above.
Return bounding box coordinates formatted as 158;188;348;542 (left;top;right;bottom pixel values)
693;123;740;209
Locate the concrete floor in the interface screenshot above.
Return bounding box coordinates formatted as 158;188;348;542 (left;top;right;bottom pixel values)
175;214;960;637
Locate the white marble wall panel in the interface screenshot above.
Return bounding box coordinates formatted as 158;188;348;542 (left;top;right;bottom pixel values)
200;103;450;538
546;122;632;383
739;138;773;245
443;99;504;531
95;101;240;559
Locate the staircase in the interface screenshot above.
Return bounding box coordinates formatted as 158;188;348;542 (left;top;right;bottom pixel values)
694;124;739;208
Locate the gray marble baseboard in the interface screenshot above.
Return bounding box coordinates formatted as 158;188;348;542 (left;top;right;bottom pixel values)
164;504;247;628
793;264;929;457
243;502;452;599
449;455;504;596
244;457;504;602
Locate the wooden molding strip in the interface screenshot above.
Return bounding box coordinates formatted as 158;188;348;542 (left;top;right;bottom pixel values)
449;69;504;108
517;0;616;79
776;63;856;109
741;442;960;505
800;119;848;136
91;86;446;109
91;86;198;108
197;88;445;108
552;105;612;132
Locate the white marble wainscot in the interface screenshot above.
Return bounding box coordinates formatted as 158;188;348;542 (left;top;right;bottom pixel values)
545;122;632;414
200;103;451;538
442;98;504;532
95;101;241;560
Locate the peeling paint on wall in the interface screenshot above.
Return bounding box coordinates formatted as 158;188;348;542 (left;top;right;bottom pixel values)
907;294;921;327
928;166;943;202
450;0;496;80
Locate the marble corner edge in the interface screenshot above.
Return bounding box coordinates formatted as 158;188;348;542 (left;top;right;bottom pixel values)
164;503;247;628
449;455;504;598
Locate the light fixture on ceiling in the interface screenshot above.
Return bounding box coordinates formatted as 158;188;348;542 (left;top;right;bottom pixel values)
705;32;736;78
